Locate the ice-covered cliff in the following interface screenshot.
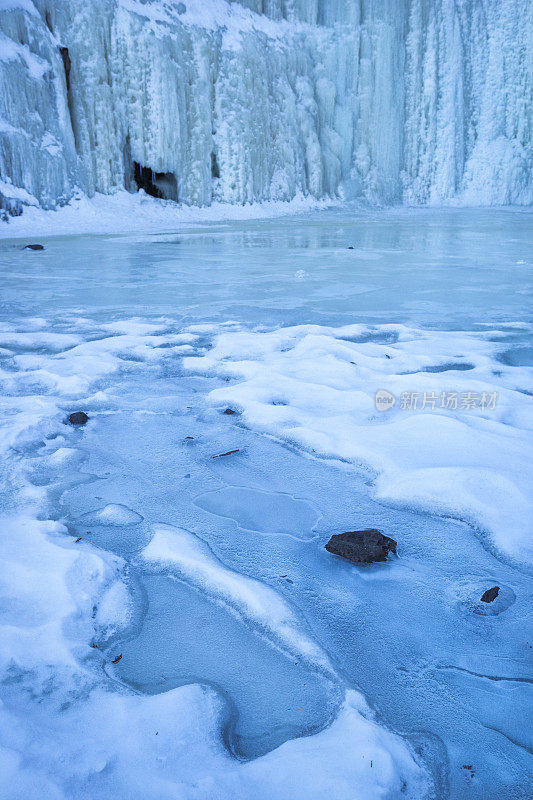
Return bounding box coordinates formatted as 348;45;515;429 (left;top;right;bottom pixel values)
0;0;531;214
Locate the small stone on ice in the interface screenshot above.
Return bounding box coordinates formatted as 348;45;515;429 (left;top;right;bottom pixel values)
23;243;45;250
480;586;500;603
68;411;89;425
325;529;397;564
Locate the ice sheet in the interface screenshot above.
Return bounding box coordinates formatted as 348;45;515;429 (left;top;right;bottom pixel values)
0;208;531;799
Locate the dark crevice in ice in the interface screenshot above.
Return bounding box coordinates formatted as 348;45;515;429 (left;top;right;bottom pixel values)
437;665;533;685
59;46;71;94
59;46;79;153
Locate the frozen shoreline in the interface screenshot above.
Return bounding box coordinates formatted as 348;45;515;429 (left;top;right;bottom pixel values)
1;191;532;242
0;191;337;240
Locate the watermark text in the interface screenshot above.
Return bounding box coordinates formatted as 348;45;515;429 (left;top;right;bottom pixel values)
375;389;498;412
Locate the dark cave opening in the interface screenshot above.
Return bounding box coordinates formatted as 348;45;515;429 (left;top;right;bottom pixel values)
132;162;178;201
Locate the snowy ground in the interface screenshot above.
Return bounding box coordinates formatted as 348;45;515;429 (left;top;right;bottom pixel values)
0;205;531;799
1;190;335;237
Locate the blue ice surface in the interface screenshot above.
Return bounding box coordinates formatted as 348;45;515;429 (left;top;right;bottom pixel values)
1;205;532;331
194;486;320;538
1;207;532;799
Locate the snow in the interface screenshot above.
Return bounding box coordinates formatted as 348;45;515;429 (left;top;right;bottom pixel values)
0;189;334;238
84;503;144;526
95;578;133;636
0;179;37;205
0;684;430;800
0;30;48;78
0;0;38;13
241;690;430;800
0;29;530;782
0;2;530;799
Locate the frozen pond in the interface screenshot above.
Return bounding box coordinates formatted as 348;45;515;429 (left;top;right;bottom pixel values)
0;207;532;799
2;206;532;330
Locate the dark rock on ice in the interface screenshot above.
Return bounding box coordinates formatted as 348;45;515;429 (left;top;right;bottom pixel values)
223;408;236;415
24;244;44;250
325;529;397;564
68;411;89;425
481;586;500;603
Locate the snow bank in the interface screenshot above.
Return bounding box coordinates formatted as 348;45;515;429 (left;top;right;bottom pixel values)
0;684;430;800
184;323;533;565
0;189;333;238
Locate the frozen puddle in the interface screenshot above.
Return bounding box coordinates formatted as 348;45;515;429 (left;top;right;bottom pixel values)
194;486;319;538
70;497;344;761
108;524;341;759
114;572;341;758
